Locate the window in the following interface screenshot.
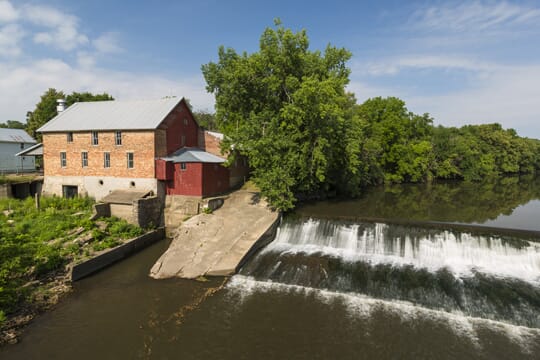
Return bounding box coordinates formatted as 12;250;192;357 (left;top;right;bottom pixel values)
92;131;99;145
81;152;88;167
183;118;188;125
104;152;110;168
62;185;78;198
60;152;67;167
20;143;24;150
67;132;73;142
127;152;134;168
180;162;187;171
115;131;122;146
181;135;186;146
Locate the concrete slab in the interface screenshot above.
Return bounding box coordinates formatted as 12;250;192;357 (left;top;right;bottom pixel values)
149;190;279;279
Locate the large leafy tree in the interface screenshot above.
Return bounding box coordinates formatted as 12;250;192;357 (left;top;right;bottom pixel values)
202;21;359;210
356;97;434;183
26;89;113;141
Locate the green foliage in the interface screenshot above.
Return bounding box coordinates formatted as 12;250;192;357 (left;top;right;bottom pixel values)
203;23;540;209
0;197;143;319
203;21;359;210
25;88;114;141
0;120;26;129
193;110;218;131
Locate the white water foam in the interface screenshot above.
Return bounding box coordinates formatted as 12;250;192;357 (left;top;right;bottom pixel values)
226;275;540;353
263;219;540;284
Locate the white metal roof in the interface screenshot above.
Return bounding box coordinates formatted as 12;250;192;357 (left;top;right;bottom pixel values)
38;98;183;132
16;143;43;156
0;128;36;143
161;148;225;163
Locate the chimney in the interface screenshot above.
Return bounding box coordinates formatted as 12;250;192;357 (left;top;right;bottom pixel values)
56;99;66;113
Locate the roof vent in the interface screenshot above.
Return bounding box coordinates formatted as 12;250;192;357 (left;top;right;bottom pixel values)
56;99;66;113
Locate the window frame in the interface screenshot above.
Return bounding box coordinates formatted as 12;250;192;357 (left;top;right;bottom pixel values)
115;130;122;146
60;152;67;167
81;151;88;168
127;152;134;169
67;132;73;143
180;162;187;171
103;152;110;168
92;131;99;146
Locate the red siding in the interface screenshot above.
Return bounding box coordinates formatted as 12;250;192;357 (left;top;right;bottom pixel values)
164;162;230;197
155;159;174;180
161;100;199;155
202;163;229;196
166;162;203;196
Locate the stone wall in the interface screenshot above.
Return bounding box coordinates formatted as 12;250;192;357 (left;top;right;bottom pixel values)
133;196;162;228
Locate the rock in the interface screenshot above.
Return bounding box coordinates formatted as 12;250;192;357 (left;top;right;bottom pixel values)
68;226;85;236
95;220;108;231
73;232;94;245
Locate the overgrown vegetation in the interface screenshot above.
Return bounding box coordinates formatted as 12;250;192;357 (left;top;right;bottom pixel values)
203;22;540;210
0;196;144;326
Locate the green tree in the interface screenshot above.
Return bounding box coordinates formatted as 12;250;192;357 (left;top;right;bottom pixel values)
0;120;26;129
202;21;358;210
193;110;218;131
356;97;434;183
26;89;113;141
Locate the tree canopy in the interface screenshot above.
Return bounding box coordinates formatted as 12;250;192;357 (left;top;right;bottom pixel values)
202;23;540;210
0;120;25;129
203;21;360;209
26;89;113;141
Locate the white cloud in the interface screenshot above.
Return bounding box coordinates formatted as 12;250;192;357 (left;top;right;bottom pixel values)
355;55;498;76
350;64;540;137
0;0;17;23
0;59;214;122
22;4;88;51
93;32;123;54
0;23;23;57
412;1;540;32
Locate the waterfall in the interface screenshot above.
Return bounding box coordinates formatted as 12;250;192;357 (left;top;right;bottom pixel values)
263;218;540;284
238;217;540;328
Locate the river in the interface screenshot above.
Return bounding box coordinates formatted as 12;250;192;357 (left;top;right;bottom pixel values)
2;177;540;359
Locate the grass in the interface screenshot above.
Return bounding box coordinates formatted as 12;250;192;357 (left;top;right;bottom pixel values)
0;196;147;326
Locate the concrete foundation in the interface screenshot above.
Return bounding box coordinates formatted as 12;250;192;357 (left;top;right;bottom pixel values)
42;175;158;201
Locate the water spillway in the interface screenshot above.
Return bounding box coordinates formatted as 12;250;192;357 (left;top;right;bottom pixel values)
238;218;540;328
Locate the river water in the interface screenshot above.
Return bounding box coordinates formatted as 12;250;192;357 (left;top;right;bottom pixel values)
2;177;540;359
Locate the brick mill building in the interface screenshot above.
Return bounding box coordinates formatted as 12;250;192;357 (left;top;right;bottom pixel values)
38;97;248;202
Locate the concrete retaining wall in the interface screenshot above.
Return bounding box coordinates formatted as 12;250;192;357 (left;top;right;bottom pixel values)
71;228;165;281
236;214;281;272
134;196;162;228
0;183;11;198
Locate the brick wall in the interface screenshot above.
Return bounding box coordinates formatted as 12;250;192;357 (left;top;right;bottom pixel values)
43;130;156;178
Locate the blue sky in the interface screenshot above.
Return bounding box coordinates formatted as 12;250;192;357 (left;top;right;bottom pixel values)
1;0;540;137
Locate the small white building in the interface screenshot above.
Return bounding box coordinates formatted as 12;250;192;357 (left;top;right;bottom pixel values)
0;128;37;174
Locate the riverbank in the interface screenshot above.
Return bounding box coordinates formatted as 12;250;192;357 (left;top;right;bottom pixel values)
0;196;149;346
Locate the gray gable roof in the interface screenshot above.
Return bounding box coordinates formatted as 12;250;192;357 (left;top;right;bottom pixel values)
38;98;183;132
161;148;225;164
0;128;36;143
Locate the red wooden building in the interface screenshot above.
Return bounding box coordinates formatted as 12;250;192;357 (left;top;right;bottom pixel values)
156;148;230;197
